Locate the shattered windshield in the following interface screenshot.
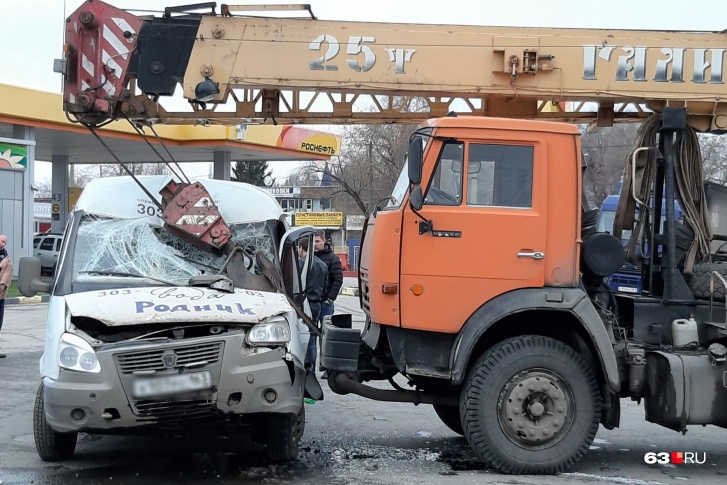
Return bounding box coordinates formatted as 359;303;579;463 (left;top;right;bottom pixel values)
72;215;276;286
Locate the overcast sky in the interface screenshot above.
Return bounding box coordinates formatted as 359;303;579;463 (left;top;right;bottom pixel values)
2;0;724;184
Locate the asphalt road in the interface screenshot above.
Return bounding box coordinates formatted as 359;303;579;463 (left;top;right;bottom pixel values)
1;299;726;485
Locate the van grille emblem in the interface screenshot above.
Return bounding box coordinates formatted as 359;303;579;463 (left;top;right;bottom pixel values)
161;350;177;368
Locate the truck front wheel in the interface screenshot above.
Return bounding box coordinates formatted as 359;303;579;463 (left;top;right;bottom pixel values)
461;335;600;474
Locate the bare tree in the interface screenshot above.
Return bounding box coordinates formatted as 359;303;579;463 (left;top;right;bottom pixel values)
36;163;168;196
700;134;727;184
581;123;640;208
288;123;417;215
96;163;170;178
287;98;426;215
33;179;53;198
285;164;320;186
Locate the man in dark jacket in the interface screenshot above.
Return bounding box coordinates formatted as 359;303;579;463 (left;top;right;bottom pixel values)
313;230;343;325
298;237;327;368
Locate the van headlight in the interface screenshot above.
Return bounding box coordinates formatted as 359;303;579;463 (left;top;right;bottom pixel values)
247;317;291;346
58;333;100;373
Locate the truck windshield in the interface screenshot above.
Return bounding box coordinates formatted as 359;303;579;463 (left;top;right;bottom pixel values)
596;210;616;234
385;129;433;209
596;209;636;242
72;215;276;286
386;160;410;209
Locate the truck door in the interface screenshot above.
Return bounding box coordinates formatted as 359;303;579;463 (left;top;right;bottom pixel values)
400;140;547;333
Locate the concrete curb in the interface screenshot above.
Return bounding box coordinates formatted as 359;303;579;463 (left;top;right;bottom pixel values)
5;295;50;305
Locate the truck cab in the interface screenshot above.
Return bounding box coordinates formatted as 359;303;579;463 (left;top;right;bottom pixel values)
362;116;582;334
19;176;316;462
321;113;727;475
323;116;619;473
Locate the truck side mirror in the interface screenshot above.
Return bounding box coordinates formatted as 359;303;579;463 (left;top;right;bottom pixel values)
18;256;52;297
408;135;423;185
410;185;424;211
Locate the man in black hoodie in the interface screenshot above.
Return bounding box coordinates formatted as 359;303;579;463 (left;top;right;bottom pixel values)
313;230;343;325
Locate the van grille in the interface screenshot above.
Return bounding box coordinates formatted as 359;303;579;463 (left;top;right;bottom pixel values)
134;397;214;422
115;342;224;374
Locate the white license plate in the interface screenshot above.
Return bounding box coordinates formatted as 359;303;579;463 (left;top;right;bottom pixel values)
617;286;638;294
133;371;212;398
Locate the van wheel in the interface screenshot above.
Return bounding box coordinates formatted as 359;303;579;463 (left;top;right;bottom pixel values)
433;404;464;435
461;336;600;474
34;383;77;461
266;406;305;462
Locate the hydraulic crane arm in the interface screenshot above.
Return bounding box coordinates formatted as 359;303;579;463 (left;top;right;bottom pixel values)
60;0;727;130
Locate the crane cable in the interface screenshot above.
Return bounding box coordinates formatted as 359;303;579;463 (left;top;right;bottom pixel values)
613;117;658;264
674;124;712;273
83;122;164;211
614;115;711;274
124;117;192;185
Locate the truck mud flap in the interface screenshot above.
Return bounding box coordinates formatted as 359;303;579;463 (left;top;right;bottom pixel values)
321;325;361;372
304;369;323;401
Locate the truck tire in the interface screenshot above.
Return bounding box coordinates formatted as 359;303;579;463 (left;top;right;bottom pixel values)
34;383;77;461
689;262;727;301
433;404;464;436
460;335;600;474
266;407;305;462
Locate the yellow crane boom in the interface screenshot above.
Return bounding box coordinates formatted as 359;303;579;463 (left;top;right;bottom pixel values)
61;1;727;130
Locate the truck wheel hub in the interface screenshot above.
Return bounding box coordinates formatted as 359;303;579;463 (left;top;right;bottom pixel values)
498;369;575;449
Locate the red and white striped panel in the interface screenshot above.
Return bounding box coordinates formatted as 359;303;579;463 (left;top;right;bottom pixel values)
64;0;142;109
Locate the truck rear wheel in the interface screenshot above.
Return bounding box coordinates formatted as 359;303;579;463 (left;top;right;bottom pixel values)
433;404;464;435
34;383;77;461
461;335;600;474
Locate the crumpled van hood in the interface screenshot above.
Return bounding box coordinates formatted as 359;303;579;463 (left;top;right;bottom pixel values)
65;286;291;326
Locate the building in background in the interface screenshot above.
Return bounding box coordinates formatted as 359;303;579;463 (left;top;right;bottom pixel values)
33;199;52;233
345;215;366;273
264;184;362;271
0;139;34;277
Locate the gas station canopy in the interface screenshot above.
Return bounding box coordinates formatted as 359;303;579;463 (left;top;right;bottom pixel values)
0;83;340;164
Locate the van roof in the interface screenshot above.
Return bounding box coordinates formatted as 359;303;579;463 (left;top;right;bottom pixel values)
75;176;283;224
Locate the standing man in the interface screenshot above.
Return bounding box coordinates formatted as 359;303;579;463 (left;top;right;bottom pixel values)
313;230;343;325
298;237;327;369
0;234;12;359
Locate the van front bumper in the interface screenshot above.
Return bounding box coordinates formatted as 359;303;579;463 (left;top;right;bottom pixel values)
43;337;304;434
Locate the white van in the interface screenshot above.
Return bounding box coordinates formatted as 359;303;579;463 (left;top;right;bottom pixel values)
19;176;318;462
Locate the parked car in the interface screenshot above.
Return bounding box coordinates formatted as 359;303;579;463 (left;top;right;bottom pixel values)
33;234;63;275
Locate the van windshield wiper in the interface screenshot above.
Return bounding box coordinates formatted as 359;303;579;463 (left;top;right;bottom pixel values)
79;270;177;286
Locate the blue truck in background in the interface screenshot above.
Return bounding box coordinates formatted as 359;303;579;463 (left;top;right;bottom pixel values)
597;193;683;295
